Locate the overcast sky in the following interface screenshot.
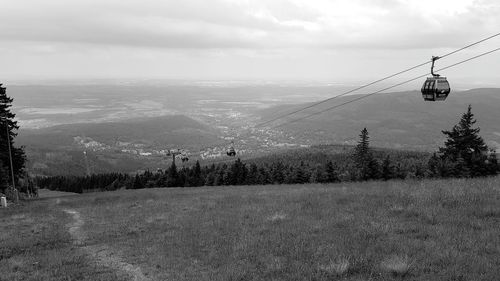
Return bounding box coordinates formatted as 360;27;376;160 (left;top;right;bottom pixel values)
1;0;499;85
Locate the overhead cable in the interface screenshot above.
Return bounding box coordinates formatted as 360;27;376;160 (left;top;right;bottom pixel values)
272;46;500;128
257;32;500;127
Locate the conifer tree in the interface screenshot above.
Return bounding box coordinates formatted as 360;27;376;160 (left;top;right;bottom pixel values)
427;153;440;177
257;166;270;185
354;128;370;160
204;164;216;186
271;161;285;184
0;164;9;191
222;168;232;185
381;155;394;180
214;164;226;186
414;163;426;178
0;84;26;191
247;163;259;185
192;160;203;186
205;171;215;186
325;161;339;183
294;161;309;184
167;161;179;187
353;127;376;180
132;174;145;189
486;150;498;175
228;158;247;185
367;157;381;179
438;105;493;177
310;166;325;183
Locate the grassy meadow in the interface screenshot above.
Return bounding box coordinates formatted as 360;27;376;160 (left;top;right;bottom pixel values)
1;177;500;280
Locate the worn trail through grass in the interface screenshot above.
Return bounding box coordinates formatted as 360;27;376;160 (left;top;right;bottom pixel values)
64;208;151;281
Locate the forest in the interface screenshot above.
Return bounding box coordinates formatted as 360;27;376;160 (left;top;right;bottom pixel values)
35;105;499;193
36;145;498;193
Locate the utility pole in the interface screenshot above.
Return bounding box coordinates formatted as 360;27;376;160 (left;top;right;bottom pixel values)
166;148;189;166
167;149;181;166
5;120;15;189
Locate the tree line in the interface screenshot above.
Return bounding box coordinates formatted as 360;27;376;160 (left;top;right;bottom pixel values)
36;105;499;193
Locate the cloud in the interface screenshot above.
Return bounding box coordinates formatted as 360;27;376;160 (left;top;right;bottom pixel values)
1;0;499;81
2;0;498;51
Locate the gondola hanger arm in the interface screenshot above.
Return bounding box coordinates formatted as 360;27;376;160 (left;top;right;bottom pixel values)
431;56;441;77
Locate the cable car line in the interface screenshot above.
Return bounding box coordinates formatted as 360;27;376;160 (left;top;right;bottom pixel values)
436;32;500;60
256;61;430;127
271;46;500;129
256;32;500;127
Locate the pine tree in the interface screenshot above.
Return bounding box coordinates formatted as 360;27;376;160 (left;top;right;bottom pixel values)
394;163;407;179
354;128;370;161
229;158;247;185
167;161;179;187
486;150;499;175
437;156;455;178
204;164;216;186
192;160;203;186
353;127;376;180
214;165;226;186
132;174;145;189
177;167;187;187
310;166;324;183
271;161;285;184
247;163;259;185
294;161;308;184
257;166;270;185
0;164;9;192
0;84;26;189
381;155;394;181
325;161;339;183
414;163;426;179
284;167;295;184
367;158;381;179
426;153;440;178
438;105;491;177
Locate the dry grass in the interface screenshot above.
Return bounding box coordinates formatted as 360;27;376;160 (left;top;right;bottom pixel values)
380;254;413;276
319;256;350;276
266;212;287;222
0;194;127;281
1;177;500;280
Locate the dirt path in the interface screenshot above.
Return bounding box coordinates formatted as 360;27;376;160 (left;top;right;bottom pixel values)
64;209;152;281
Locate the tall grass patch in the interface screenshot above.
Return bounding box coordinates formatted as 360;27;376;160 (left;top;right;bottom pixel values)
2;177;500;280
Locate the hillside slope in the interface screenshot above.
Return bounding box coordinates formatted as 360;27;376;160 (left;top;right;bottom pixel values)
18;115;220;149
17;115;222;175
3;178;499;281
260;88;500;150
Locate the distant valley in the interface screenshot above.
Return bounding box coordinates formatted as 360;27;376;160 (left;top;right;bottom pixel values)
9;82;500;176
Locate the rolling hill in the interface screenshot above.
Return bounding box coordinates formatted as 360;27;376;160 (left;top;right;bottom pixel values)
17;115;223;175
259;88;500;151
17;115;220;149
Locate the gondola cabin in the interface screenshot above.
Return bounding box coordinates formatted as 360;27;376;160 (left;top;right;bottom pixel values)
421;55;451;101
180;151;189;162
421;77;450;101
227;147;236;157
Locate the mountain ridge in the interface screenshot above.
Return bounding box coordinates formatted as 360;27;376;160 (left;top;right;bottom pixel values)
259;88;500;151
